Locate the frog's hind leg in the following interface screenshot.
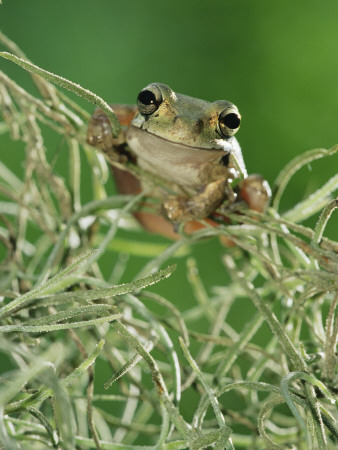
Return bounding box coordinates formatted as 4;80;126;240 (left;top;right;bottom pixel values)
111;104;138;127
111;166;141;195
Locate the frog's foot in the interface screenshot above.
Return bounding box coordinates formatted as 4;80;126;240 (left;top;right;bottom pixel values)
162;179;227;222
237;174;271;213
87;108;115;152
87;105;137;161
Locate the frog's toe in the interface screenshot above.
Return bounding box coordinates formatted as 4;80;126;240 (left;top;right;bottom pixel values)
238;174;271;213
87;110;113;151
162;197;187;222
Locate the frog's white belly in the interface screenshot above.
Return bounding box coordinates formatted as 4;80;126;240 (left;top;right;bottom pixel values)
127;126;235;190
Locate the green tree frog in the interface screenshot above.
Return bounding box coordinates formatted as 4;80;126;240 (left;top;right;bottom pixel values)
87;83;270;238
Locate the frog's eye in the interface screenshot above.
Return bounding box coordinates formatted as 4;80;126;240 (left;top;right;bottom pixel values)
218;107;241;138
137;85;163;115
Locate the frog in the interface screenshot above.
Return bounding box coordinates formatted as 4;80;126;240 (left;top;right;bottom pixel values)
87;83;271;238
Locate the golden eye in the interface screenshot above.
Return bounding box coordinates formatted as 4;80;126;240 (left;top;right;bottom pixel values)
218;107;241;138
137;84;163;115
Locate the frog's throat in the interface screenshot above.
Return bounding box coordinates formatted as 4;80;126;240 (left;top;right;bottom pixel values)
126;125;234;190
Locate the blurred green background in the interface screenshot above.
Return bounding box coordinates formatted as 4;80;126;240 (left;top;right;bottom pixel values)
1;0;337;304
1;0;338;439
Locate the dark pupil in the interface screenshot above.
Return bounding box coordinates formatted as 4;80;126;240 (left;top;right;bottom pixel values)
222;113;240;129
138;90;156;105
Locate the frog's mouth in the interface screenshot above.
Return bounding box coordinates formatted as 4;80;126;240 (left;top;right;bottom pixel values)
127;125;235;153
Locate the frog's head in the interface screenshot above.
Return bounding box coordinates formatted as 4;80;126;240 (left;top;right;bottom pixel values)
131;83;241;152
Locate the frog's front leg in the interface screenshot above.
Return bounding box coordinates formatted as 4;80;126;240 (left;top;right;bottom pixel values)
87;104;142;195
86;104;137;161
162;173;271;223
237;174;271;213
162;178;233;223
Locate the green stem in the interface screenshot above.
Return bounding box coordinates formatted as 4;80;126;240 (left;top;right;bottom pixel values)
272;145;338;211
223;255;307;371
0;52;120;136
112;321;192;440
312;199;338;246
